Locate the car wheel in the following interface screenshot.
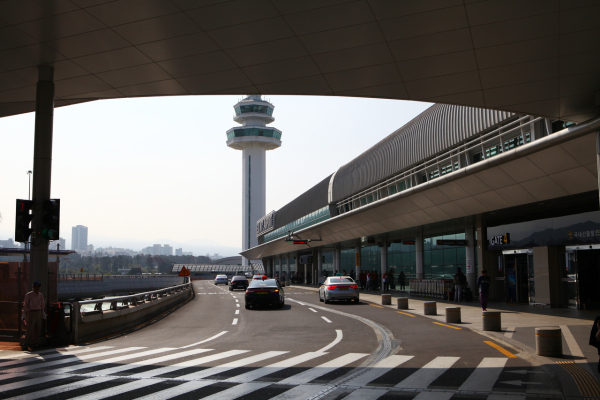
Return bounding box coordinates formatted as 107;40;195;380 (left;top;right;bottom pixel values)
319;292;324;302
277;300;283;309
324;297;330;304
354;297;359;304
229;287;232;291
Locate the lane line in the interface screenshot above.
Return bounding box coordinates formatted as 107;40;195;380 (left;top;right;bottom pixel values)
278;353;368;385
232;318;238;325
235;310;239;314
459;357;508;392
316;329;343;353
180;331;228;349
484;341;517;358
321;316;332;323
236;304;240;307
505;326;515;339
432;322;461;330
396;311;415;317
396;356;460;389
369;304;384;309
308;308;317;313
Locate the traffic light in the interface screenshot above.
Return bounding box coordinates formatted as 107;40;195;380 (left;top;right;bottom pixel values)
41;199;60;240
15;199;34;242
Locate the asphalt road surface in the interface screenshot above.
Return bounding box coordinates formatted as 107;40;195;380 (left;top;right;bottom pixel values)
0;281;565;399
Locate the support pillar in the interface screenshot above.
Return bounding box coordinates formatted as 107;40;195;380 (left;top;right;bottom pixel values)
333;247;340;274
278;255;283;280
286;255;290;282
317;249;322;285
30;65;55;314
465;219;476;292
304;260;307;284
597;132;600;209
416;233;424;279
295;251;299;282
380;240;388;288
355;243;361;281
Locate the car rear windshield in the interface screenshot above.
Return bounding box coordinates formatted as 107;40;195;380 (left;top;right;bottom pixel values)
249;279;278;288
232;276;247;281
216;275;227;278
329;278;353;283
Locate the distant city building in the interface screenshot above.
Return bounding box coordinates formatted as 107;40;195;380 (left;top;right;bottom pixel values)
96;247;138;256
162;244;173;256
175;248;183;256
0;238;16;248
141;244;174;256
183;251;193;256
87;244;94;253
71;225;88;251
49;238;66;251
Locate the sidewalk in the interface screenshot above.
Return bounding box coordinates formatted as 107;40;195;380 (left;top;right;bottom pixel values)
289;283;600;393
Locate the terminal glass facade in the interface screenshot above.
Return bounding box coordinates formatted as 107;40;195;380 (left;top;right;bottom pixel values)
360;245;381;273
388;242;417;280
423;232;466;279
264;206;330;242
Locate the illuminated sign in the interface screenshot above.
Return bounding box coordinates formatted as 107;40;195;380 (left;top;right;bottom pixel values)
489;233;510;245
402;241;416;245
293;240;309;245
437;240;467;246
256;210;277;236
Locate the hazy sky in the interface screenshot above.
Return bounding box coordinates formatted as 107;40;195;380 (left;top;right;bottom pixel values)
0;95;431;254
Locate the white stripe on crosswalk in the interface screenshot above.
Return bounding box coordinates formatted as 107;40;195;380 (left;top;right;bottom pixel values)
51;348;176;374
132;381;215;400
458;357;508;392
4;347;146;373
225;352;327;383
341;388;388;400
278;353;368;385
395;356;459;389
345;355;413;387
0;374;67;393
4;376;115;400
129;350;249;378
0;347;88;360
201;382;270;400
176;351;288;381
0;346;113;368
67;379;159;400
269;384;328;400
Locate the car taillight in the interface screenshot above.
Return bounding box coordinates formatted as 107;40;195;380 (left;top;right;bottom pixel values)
350;285;359;289
326;286;337;290
273;289;279;293
246;289;253;294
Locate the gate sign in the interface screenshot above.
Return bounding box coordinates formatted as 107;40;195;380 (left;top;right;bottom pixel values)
489;233;510;245
256;210;277;236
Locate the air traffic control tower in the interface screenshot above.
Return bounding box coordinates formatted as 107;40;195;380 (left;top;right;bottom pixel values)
226;96;282;266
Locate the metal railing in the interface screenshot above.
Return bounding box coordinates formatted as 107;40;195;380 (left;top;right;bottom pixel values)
77;283;191;315
58;274;104;281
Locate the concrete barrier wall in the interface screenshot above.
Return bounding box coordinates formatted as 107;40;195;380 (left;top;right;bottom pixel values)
59;276;186;300
72;286;192;344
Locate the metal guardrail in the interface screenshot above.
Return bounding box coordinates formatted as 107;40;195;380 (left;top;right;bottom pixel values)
78;283;191;314
58;274;104;281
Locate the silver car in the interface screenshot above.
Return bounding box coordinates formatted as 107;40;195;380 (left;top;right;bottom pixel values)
319;277;359;304
214;274;228;285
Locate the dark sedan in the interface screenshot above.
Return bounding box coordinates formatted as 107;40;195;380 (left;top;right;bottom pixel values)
245;279;284;309
229;276;248;291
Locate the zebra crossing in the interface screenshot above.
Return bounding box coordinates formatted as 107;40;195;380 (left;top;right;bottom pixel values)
0;345;560;399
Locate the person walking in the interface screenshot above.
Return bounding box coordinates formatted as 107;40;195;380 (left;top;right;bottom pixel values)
399;271;406;291
589;316;600;372
477;270;491;311
453;267;467;302
383;272;389;293
366;272;371;291
22;281;45;351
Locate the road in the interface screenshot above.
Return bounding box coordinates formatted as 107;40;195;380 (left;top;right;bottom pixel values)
0;281;564;399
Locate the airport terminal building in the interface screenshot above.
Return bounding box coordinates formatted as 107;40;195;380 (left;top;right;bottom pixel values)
242;104;600;310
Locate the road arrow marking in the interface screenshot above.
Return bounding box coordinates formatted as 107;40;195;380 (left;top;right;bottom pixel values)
500;380;543;386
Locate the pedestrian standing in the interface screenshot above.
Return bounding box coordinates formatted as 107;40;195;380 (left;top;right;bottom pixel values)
22;281;45;351
399;271;406;291
589;316;600;372
359;271;365;290
477;270;491;311
383;272;389;293
366;272;371;291
453;267;467;302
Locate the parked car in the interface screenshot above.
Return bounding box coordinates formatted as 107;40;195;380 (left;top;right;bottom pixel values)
214;274;228;285
229;276;249;291
319;277;359;304
245;279;285;309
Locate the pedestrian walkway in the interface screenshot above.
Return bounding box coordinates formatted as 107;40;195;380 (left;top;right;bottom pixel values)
290;283;600;394
0;343;555;399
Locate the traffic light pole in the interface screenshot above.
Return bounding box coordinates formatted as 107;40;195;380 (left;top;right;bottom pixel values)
30;65;54;312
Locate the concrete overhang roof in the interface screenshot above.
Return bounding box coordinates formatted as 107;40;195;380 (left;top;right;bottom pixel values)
1;1;599;121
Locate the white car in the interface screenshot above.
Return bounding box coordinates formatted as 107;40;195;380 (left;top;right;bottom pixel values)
319;276;359;304
214;274;228;285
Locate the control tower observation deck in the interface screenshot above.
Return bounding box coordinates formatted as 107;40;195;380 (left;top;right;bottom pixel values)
226;95;282;266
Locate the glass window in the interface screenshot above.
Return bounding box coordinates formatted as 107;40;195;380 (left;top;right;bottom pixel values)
429;169;440;180
485;143;502;158
366;194;374;204
472;152;483;163
440;164;452;176
235;107;241;116
388;184;398;195
420;174;427;184
398;181;407;192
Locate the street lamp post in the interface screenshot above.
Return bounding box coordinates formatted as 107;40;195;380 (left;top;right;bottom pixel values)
27;170;32;200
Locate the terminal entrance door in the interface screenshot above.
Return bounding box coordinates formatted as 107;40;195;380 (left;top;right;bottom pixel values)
503;250;531;303
566;246;600;310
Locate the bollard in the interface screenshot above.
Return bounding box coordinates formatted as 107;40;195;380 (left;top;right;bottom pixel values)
536;327;563;357
397;297;408;310
382;294;391;305
482;311;501;331
424;301;437;315
445;307;461;323
285;281;290;287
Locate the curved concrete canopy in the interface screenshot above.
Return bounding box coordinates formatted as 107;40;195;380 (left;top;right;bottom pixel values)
0;0;598;121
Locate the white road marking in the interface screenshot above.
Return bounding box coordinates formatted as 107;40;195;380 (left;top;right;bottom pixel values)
201;382;270;400
236;304;240;307
131;381;215;400
346;355;414;387
235;299;239;302
316;329;343;353
232;318;238;325
225;352;327;383
0;346;114;367
308;308;317;313
67;379;158;400
459;357;508;391
560;325;595;376
5;376;115;400
341;388;389;400
176;351;288;380
235;310;239;314
505;327;515;339
279;353;368;385
269;384;328;400
396;356;460;389
321;316;332;323
0;374;67;392
180;331;228;349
